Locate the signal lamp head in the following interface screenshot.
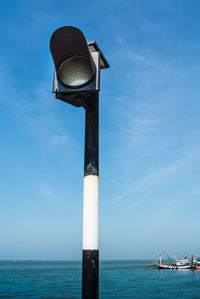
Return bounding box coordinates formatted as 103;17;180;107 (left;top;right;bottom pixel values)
50;26;95;89
58;56;94;88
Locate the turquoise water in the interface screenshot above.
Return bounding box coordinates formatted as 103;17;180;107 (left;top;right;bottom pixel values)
0;260;200;298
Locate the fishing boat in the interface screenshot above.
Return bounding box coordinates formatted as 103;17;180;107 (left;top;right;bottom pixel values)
157;255;193;269
157;263;177;269
194;258;200;269
175;257;193;269
157;254;177;269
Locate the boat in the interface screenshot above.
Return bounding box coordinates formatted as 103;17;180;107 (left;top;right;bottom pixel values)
157;255;193;269
157;263;177;269
175;257;193;269
144;264;158;268
194;257;200;269
157;254;177;269
145;253;200;270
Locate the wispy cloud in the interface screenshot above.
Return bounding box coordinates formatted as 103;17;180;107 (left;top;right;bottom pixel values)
37;185;62;210
112;149;195;203
115;35;153;67
38;185;56;199
47;134;69;148
134;118;160;127
113;32;189;93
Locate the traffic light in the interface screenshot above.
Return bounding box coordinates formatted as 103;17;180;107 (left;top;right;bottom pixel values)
49;26;109;108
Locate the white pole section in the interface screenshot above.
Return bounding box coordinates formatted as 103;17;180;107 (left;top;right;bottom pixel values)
83;175;99;250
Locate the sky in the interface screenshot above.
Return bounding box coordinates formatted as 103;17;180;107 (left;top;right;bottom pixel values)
0;0;200;260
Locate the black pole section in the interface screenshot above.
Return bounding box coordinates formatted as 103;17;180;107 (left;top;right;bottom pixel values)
82;250;99;299
82;91;99;299
84;92;99;177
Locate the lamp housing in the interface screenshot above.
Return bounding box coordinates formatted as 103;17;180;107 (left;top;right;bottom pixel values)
50;26;109;107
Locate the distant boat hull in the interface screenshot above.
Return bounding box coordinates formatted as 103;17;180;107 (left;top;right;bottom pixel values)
157;263;192;269
157;263;176;269
176;265;193;269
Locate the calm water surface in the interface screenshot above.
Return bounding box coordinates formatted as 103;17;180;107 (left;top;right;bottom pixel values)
0;260;200;298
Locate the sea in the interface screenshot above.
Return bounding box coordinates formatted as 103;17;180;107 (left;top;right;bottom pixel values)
0;260;200;298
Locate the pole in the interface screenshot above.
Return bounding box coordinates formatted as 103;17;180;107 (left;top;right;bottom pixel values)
82;92;99;299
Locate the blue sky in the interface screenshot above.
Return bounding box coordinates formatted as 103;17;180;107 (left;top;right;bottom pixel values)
1;0;200;260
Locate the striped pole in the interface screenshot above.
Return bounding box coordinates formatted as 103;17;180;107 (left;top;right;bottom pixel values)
82;92;99;299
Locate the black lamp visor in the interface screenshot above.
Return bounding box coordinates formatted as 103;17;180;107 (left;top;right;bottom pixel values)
50;26;95;88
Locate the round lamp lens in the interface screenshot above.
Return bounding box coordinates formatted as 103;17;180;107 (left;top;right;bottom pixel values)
58;56;94;87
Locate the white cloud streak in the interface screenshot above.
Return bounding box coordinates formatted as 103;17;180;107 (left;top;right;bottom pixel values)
38;185;56;199
112;148;196;203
